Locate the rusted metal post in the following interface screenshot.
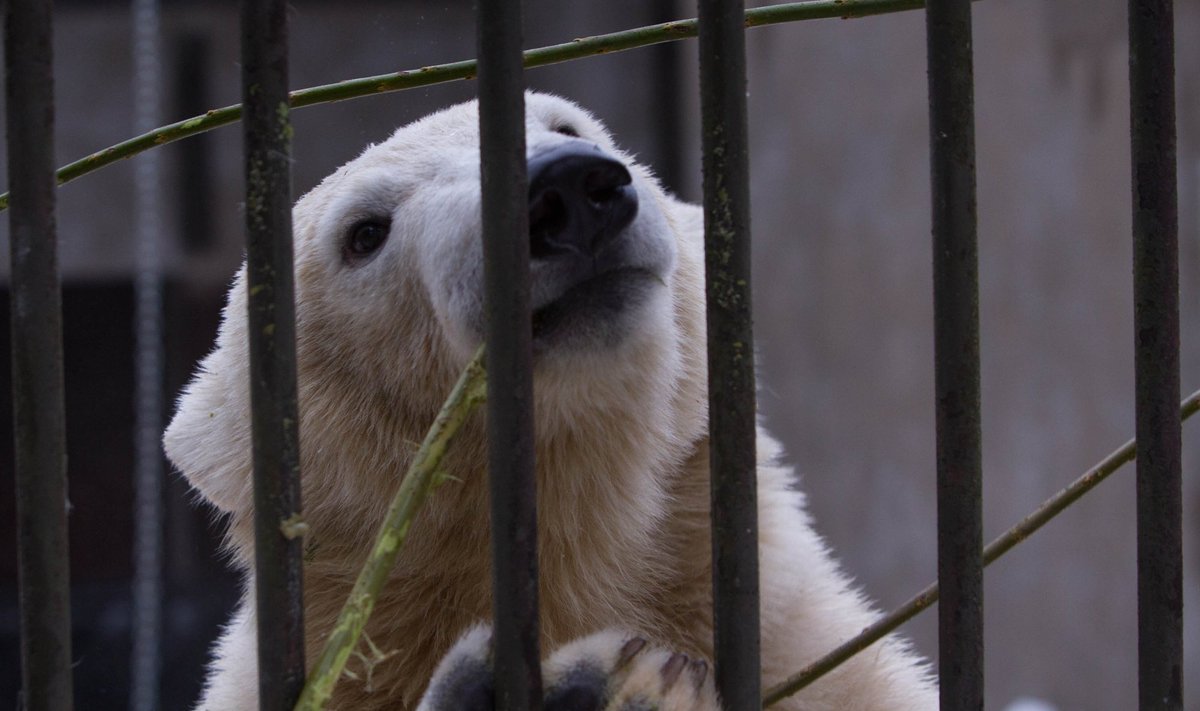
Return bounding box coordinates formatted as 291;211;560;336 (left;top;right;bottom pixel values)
1128;1;1182;709
241;1;306;708
698;1;760;708
925;0;983;708
477;1;542;710
5;1;74;709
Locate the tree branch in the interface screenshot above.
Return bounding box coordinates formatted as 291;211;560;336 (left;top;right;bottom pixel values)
0;0;930;211
293;347;487;711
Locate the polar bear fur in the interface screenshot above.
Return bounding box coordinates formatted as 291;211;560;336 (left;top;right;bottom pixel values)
165;93;936;710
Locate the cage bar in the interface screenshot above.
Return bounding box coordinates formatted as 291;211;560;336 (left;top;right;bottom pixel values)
1128;1;1183;709
240;1;306;708
697;1;760;708
476;2;543;710
925;0;983;708
5;1;74;709
129;1;166;709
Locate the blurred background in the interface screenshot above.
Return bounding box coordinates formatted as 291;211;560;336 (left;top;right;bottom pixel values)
0;0;1197;708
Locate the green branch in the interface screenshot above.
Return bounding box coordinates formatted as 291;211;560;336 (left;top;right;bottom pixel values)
762;387;1200;707
0;0;927;212
293;347;487;711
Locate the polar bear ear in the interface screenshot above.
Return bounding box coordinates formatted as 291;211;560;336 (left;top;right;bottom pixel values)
163;272;254;514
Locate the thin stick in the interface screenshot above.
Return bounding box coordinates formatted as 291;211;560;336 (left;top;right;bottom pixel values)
0;0;931;212
762;387;1200;707
292;347;487;711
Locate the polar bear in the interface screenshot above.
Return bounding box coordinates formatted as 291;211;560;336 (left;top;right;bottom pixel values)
164;93;937;710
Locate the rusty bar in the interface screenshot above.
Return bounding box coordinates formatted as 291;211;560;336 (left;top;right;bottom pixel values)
477;1;542;709
698;0;760;708
5;1;74;710
925;0;983;707
1129;0;1183;708
240;1;306;708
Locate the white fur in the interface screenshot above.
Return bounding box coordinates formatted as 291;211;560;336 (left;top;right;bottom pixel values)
165;93;936;710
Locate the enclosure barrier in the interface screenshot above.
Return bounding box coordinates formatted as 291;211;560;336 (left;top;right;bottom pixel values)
240;0;307;707
1129;0;1183;708
698;0;762;708
2;2;1185;711
477;2;544;708
925;0;983;708
5;1;73;710
130;1;167;708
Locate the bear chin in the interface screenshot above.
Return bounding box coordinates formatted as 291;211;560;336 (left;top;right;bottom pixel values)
532;266;666;352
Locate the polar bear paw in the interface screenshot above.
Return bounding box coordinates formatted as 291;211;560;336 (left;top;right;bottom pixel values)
417;626;721;711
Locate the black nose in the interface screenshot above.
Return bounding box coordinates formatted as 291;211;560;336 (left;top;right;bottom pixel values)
528;143;638;259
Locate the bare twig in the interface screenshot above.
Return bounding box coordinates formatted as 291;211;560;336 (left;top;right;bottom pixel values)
0;0;929;211
292;347;487;711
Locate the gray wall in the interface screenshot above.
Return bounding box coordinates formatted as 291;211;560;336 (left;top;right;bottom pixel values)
0;1;1196;708
736;0;1200;708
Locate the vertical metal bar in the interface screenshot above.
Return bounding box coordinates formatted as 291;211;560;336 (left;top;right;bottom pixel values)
476;2;542;710
925;0;983;708
173;33;216;254
241;1;306;708
652;0;685;196
1129;1;1183;709
130;0;165;708
4;1;74;710
698;1;759;708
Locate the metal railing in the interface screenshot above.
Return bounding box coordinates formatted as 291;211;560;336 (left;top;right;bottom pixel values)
5;1;73;710
697;1;761;707
926;0;983;707
1129;1;1183;708
477;3;544;709
240;0;307;707
3;1;1184;710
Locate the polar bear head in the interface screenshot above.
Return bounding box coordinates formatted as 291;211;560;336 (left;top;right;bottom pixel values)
164;93;708;540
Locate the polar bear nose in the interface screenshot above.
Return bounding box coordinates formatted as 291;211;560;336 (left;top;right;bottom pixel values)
528;143;638;260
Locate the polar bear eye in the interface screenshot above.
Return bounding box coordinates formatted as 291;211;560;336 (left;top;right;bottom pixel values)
344;219;391;264
553;123;579;138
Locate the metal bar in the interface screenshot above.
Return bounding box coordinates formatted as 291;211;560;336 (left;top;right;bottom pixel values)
4;1;74;710
173;33;216;253
925;0;983;708
240;1;306;708
476;2;542;710
129;0;165;709
698;1;760;708
1128;0;1183;708
652;0;685;195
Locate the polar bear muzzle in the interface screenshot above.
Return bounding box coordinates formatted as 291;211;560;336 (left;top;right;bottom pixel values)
528;141;637;260
526;141;671;349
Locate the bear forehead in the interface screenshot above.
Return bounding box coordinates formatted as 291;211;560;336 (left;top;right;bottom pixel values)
388;92;602;140
295;92;619;222
367;92;610;167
